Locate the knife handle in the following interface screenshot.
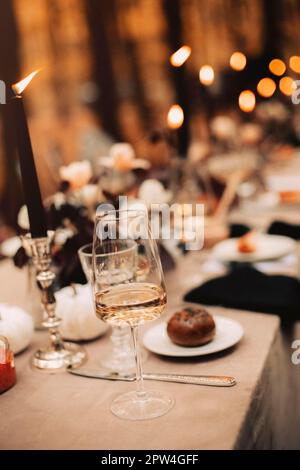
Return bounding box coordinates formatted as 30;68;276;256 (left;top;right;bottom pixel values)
143;373;236;387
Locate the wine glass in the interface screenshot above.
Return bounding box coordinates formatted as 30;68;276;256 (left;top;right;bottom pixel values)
78;243;145;372
92;209;174;420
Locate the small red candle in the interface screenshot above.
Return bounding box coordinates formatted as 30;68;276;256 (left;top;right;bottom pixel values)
0;337;16;394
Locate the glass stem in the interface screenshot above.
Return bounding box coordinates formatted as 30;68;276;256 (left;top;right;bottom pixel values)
131;326;145;397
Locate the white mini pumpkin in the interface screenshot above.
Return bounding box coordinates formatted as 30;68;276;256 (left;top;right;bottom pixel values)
55;284;108;341
0;304;34;354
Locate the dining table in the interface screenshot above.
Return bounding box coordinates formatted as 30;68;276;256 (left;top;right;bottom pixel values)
0;236;299;450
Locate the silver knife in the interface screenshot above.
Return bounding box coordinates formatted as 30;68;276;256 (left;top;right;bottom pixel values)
67;367;236;387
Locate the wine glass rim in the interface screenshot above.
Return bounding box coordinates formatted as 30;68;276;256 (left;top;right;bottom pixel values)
78;240;137;258
78;243;93;257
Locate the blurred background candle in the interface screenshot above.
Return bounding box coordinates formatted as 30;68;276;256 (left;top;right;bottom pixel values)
199;65;215;86
12;71;47;238
167;103;185;154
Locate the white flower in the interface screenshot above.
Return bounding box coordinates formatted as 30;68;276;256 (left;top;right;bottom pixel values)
0;236;21;258
188;141;210;162
55;228;74;246
110;143;135;162
59;160;92;190
17;205;30;230
210;116;237;141
51;192;67;209
240;123;262;145
138;179;172;207
77;184;103;207
99;142;150;172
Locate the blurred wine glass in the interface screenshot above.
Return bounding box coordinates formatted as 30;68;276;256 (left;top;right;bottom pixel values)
78;243;141;372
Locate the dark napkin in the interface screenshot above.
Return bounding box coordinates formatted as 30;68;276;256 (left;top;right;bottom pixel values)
229;223;250;238
229;221;300;240
268;221;300;240
184;266;300;321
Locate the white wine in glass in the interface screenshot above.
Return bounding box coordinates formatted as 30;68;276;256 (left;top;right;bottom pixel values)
92;209;174;420
95;282;166;326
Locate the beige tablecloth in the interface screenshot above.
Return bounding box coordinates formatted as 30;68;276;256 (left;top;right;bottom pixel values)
1;255;298;450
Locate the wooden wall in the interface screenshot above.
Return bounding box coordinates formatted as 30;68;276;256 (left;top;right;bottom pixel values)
1;0;300;224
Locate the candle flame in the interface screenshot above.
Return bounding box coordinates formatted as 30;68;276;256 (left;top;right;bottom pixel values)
238;90;256;112
167;104;184;129
289;56;300;73
170;46;191;67
269;58;286;76
12;70;40;95
279;76;294;96
230;52;247;71
257;77;276;98
199;65;214;86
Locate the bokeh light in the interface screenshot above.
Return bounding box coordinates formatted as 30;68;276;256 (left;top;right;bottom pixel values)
199;65;214;86
257;77;276;97
279;76;294;96
229;52;247;71
167;104;184;129
238;90;256;112
170;45;191;67
289;56;300;73
269;58;286;76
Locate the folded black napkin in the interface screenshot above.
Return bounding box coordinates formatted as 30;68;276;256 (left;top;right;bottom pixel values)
184;266;300;321
229;221;300;240
229;223;250;238
268;221;300;240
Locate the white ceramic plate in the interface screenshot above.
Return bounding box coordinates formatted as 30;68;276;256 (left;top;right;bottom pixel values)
266;175;300;192
212;234;296;263
142;315;244;357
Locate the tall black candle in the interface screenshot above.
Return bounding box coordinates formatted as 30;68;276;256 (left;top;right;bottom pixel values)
11;72;47;238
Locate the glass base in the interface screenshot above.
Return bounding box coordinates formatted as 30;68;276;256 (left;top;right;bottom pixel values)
110;390;174;420
31;342;87;372
100;347;148;373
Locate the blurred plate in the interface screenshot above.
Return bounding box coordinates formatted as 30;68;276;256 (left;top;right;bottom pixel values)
212;234;296;263
142;315;243;357
266;175;300;192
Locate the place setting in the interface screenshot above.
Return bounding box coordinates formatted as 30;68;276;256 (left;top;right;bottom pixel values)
142;307;243;359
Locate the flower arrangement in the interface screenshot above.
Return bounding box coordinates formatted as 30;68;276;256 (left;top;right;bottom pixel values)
14;197;95;288
13;145;154;287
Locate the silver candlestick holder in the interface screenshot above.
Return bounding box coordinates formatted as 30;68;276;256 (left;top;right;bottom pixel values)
22;232;87;372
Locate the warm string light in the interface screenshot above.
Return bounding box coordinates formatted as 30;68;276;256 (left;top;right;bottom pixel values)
257;77;276;98
167;104;184;129
229;52;247;71
12;70;40;95
239;90;256;112
199;65;214;86
269;59;286;76
170;46;191;67
289;56;300;73
167;47;297;117
279;76;294;96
